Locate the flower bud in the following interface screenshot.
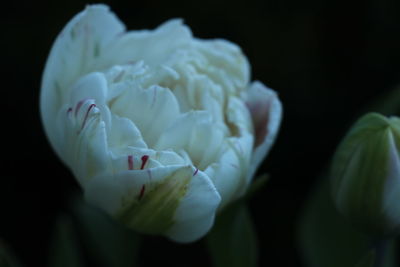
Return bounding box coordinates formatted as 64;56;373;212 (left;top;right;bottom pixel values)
331;112;400;238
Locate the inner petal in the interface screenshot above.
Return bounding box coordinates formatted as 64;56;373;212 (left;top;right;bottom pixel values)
110;83;180;147
154;111;226;170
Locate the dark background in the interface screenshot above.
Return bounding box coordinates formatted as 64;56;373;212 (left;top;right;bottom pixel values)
2;0;400;266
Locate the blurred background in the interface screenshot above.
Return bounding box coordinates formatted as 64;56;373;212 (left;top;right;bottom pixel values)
2;0;400;266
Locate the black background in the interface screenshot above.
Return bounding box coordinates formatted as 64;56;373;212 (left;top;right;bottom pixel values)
2;0;400;266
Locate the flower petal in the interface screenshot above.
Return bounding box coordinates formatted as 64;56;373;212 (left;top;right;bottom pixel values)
244;81;282;180
110;84;181;147
85;165;220;241
107;114;147;155
101;19;192;68
57;99;109;187
84;165;183;214
193;39;250;95
154;111;226;170
41;4;125;153
167;169;221;243
205;134;253;209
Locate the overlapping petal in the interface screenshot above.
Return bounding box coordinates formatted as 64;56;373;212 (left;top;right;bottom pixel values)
41;4;282;243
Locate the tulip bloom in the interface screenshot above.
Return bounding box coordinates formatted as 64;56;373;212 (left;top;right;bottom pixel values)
40;4;282;242
331;113;400;238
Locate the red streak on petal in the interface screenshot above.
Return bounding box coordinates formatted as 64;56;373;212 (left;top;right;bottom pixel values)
128;155;134;170
80;104;96;131
140;155;149;170
193;168;199;176
138;185;145;201
75;99;88;117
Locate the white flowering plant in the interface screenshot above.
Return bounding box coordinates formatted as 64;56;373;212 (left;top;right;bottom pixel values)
39;2;281;257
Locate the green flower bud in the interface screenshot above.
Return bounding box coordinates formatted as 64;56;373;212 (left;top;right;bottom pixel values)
331;112;400;238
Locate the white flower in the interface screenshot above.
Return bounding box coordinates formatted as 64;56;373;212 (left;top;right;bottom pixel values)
40;4;282;243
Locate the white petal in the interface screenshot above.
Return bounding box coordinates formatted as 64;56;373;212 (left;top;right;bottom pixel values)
57;100;109;187
54;72;112;167
154;111;226;170
243;81;282;180
84;165;184;214
205;134;253;208
108;147;188;174
108;114;147;155
85;165;220;240
41;4;125;155
100;19;192;68
111;84;180;147
167;169;221;243
193;39;250;94
69;72;112;129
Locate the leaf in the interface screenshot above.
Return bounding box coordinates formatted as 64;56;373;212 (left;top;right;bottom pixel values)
48;214;85;267
70;196;140;267
0;240;23;267
297;176;397;267
206;201;258;267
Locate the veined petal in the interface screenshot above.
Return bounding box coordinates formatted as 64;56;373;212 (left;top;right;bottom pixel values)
84;165;219;239
69;72;112;130
84;165;184;214
167;169;221;243
41;4;125;154
244;81;282;180
58;99;109;187
108;147;189;175
54;72;112;165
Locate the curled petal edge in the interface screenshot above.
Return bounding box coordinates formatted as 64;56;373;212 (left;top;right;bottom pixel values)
244;81;283;181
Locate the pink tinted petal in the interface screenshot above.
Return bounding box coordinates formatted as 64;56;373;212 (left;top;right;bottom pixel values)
244;81;282;179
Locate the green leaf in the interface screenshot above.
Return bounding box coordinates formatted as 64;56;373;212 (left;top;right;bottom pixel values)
0;240;23;267
206;202;258;267
70;196;140;267
48;214;84;267
297;176;397;267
